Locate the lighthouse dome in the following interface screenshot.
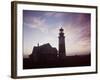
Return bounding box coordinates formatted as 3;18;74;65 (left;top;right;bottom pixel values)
60;27;63;31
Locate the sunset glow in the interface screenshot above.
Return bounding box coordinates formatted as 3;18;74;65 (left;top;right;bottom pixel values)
23;10;91;57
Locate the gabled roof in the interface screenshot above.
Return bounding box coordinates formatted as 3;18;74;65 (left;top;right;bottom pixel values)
39;43;52;48
32;43;57;54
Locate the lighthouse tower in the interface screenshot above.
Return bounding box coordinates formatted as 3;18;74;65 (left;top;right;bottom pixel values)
58;27;66;58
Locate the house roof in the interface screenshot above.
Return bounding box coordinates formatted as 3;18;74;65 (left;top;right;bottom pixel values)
32;43;57;54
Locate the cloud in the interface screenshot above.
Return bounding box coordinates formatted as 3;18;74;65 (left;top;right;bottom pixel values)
23;11;91;56
62;20;90;55
44;12;65;18
24;16;49;33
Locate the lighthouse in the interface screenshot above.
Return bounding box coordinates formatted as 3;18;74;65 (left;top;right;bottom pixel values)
58;27;66;58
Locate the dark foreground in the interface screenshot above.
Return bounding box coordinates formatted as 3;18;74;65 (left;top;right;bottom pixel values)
23;54;91;69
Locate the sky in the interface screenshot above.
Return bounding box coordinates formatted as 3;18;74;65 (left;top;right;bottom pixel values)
23;10;91;57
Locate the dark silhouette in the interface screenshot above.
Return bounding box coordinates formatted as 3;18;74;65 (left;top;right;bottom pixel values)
59;27;66;58
23;28;91;69
30;43;58;63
